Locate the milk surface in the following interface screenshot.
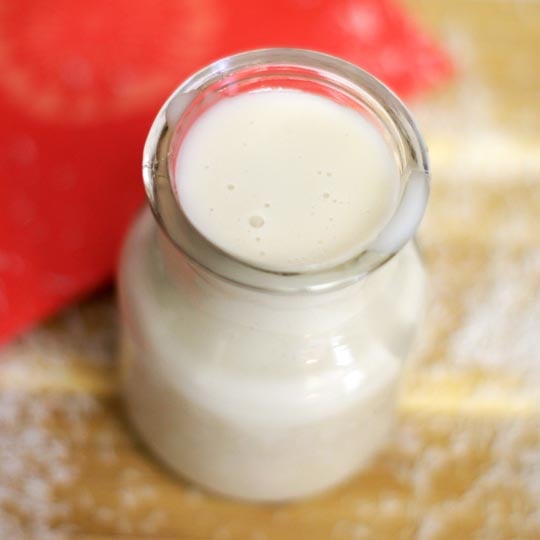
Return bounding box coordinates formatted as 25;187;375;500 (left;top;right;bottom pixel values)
175;90;400;272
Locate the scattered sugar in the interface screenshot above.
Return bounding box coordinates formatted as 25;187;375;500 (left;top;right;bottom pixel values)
416;511;444;540
379;497;402;516
412;24;540;186
450;249;540;382
119;490;139;510
0;299;117;371
117;484;159;510
0;390;99;538
337;415;540;537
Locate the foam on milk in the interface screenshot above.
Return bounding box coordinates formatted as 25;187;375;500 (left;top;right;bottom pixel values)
174;90;400;272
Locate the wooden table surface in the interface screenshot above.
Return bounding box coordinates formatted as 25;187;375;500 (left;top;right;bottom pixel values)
1;1;540;538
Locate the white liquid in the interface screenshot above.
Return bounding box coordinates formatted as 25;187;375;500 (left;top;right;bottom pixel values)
175;90;400;272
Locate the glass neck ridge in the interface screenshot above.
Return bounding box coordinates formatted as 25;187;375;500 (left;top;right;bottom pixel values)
143;48;429;294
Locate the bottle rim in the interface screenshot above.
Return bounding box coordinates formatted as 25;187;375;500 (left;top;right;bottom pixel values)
143;48;429;293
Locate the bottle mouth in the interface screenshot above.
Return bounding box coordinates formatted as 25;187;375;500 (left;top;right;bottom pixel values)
143;48;429;293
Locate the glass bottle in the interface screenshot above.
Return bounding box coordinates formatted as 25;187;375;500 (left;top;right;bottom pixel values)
118;48;429;502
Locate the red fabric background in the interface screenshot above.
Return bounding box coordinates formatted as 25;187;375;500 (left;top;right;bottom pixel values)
0;0;452;344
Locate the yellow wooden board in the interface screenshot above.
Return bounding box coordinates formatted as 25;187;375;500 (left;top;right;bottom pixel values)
1;1;540;538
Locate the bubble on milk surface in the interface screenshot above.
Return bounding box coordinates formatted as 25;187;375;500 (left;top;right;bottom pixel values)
249;215;265;228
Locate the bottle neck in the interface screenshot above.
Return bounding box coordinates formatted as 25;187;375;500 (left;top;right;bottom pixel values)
155;223;415;337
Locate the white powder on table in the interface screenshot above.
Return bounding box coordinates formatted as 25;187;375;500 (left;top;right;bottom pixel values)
450;248;540;382
0;391;97;539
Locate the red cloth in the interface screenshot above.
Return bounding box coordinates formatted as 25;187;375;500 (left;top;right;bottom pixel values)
0;0;452;344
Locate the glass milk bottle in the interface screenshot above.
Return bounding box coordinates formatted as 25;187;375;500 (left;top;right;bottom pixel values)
118;49;429;502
